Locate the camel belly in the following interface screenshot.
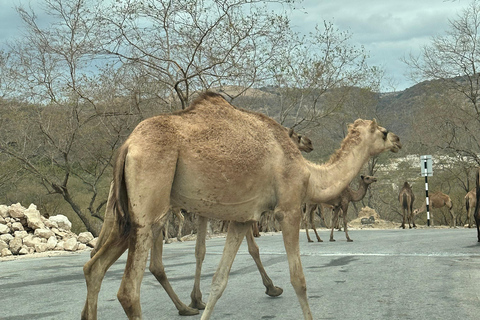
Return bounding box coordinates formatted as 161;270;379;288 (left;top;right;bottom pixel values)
170;163;275;221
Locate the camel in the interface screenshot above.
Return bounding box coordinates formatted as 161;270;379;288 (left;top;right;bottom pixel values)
89;119;314;315
414;191;455;227
399;181;415;229
302;175;377;243
302;203;330;242
464;189;476;228
474;168;480;241
81;92;401;320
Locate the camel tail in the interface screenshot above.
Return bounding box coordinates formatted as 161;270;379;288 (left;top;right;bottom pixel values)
113;144;132;238
466;196;470;212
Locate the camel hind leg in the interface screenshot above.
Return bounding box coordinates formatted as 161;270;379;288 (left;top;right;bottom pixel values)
245;226;283;296
200;221;251;320
190;216;208;310
148;227;199;316
82;221;129;320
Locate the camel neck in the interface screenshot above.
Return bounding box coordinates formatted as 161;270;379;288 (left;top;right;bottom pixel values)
304;148;370;204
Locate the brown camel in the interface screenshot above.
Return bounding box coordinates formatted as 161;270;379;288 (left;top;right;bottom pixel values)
399;181;415;229
82;92;401;320
465;189;476;228
302;175;377;242
328;175;377;242
302;203;330;242
474;168;480;241
414;191;455;227
91;126;312;314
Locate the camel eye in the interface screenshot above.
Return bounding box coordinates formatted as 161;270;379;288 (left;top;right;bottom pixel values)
382;130;388;140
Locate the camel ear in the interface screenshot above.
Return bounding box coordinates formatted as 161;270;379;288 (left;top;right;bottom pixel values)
370;119;378;133
288;128;294;137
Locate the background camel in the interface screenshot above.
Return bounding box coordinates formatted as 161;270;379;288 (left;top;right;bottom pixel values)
464;189;476;228
302;175;377;242
302;203;331;242
328;175;377;242
82;92;401;320
475;168;480;241
399;181;415;229
414;191;455;227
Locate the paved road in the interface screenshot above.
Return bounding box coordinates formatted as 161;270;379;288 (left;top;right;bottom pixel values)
1;228;480;320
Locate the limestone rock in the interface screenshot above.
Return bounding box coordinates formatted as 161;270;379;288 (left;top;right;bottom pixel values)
14;230;28;239
8;203;26;219
0;223;9;234
78;232;94;244
0;233;14;244
24;204;45;230
63;238;78;251
18;246;29;255
35;243;48;253
9;237;23;254
1;248;12;256
88;238;98;248
0;239;8;251
11;222;24;232
46;236;58;250
48;215;72;231
0;205;9;218
34;228;55;240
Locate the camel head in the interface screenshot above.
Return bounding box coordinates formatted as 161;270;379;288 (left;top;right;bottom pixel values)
288;128;314;153
360;175;377;185
352;119;402;155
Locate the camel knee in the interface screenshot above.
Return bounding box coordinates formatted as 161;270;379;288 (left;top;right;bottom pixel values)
149;262;167;282
290;276;307;296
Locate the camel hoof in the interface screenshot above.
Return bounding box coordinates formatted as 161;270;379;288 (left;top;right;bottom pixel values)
317;239;323;242
178;306;200;316
308;239;313;243
265;286;283;297
330;239;335;242
189;300;206;310
347;239;353;242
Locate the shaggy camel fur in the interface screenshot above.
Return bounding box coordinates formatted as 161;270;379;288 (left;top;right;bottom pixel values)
475;168;480;241
90;126;312;314
81;92;401;320
414;191;455;227
465;189;476;228
399;181;415;229
302;175;377;242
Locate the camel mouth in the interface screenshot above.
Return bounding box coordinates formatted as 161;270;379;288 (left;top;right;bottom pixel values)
387;133;402;153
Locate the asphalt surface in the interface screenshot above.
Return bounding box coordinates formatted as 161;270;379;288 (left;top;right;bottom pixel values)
1;228;480;320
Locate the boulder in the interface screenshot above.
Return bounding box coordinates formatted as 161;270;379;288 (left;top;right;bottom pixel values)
0;205;9;218
49;215;72;231
46;236;58;250
88;238;98;248
34;228;55;239
0;223;9;234
23;235;43;248
0;233;14;244
78;232;94;244
24;204;45;230
1;248;12;257
18;246;29;255
14;230;29;239
0;239;8;251
11;222;24;232
8;203;26;219
9;237;23;254
35;243;48;253
63;238;78;251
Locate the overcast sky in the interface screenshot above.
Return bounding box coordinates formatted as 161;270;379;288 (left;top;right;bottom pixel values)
0;0;471;91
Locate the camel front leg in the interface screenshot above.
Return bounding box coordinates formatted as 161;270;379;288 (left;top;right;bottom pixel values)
450;209;456;228
245;227;283;297
200;221;251;320
148;227;199;316
190;216;208;310
278;209;313;320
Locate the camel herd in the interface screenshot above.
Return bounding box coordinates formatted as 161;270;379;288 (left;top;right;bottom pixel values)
80;91;477;320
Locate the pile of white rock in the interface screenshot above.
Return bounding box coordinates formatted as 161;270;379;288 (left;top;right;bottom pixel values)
0;203;97;257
